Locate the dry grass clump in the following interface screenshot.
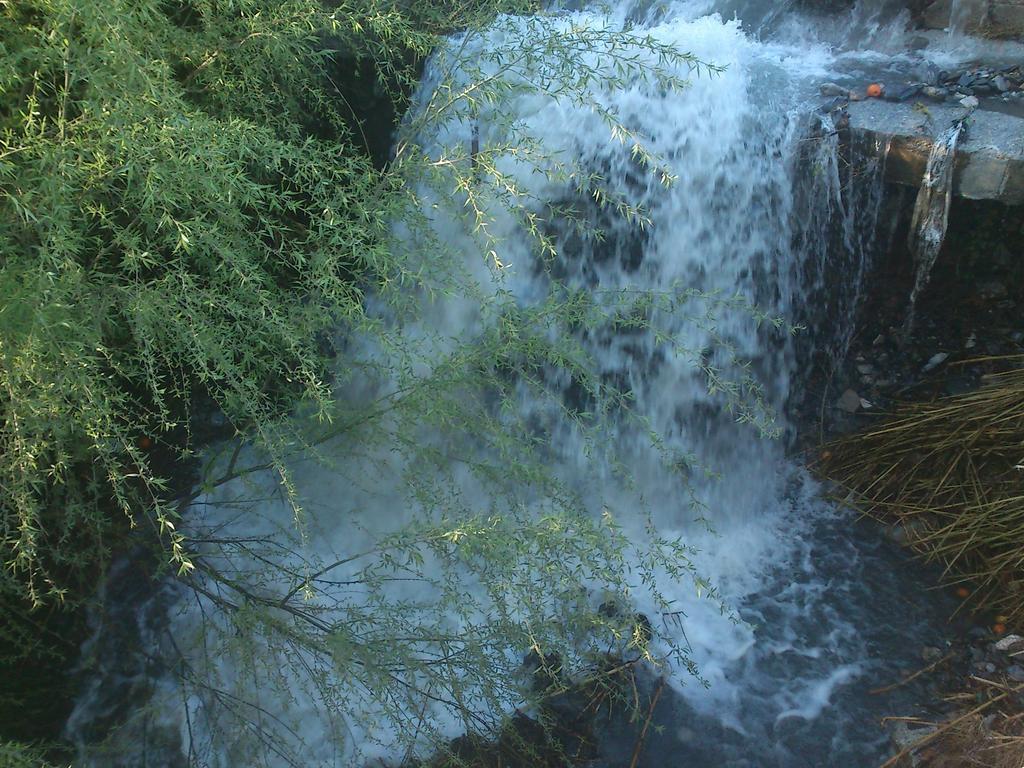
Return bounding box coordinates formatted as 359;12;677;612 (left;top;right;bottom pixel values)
818;362;1024;623
920;709;1024;768
883;678;1024;768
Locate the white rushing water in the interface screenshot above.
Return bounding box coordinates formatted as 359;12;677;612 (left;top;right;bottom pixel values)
67;2;975;767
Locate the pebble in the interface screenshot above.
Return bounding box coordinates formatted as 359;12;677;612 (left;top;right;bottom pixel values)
837;388;862;413
820;82;853;99
959;95;979;109
922;86;947;99
994;75;1010;93
973;661;997;674
1008;665;1024;682
922;352;949;372
994;634;1024;653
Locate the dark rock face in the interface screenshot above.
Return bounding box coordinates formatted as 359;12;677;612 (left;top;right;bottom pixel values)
918;0;1024;38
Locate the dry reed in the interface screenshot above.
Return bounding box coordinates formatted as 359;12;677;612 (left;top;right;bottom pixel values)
818;363;1024;624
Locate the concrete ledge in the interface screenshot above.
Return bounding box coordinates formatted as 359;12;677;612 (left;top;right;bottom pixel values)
847;99;1024;204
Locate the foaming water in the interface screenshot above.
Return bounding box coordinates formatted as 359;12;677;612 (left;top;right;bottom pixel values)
67;3;962;767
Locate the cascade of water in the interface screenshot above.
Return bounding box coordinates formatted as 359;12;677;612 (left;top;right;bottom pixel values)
903;118;965;336
65;3;961;767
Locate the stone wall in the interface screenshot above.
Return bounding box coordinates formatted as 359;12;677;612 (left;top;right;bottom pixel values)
920;0;1024;38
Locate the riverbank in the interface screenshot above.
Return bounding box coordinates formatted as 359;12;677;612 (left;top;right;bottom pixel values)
812;193;1024;765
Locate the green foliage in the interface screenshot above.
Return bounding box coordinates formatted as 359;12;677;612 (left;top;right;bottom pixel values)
0;740;59;768
0;0;543;604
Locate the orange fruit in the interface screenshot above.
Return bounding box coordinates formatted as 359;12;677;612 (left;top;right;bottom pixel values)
955;587;970;599
866;83;883;98
993;623;1007;635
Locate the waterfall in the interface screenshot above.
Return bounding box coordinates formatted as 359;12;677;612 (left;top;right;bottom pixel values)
66;3;960;767
903;119;964;336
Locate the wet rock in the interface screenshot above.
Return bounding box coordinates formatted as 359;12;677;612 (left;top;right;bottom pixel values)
887;721;937;766
995;75;1011;93
885;519;925;546
1007;665;1024;682
837;388;862;413
922;86;948;100
995;634;1024;654
892;84;923;102
922;352;949;372
958;72;975;89
820;82;853;99
959;95;979;109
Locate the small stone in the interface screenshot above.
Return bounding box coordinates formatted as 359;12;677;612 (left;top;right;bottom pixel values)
958;72;975;88
995;75;1010;93
973;661;997;674
922;352;949;372
1007;665;1024;682
994;634;1024;653
820;82;852;99
892;84;923;102
965;333;977;349
959;95;979;109
922;86;947;99
837;389;861;413
888;721;937;764
857;363;874;375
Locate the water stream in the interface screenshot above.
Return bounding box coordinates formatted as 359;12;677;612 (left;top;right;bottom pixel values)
66;2;985;766
903;119;964;336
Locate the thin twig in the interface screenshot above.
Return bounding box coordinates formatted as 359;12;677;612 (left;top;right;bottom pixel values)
628;676;666;768
869;652;954;695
